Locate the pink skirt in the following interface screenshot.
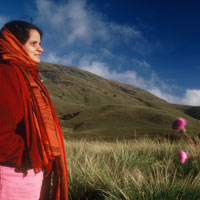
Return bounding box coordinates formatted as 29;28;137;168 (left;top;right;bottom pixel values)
0;165;43;200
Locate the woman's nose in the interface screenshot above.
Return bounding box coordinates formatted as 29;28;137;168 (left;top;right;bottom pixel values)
38;45;43;52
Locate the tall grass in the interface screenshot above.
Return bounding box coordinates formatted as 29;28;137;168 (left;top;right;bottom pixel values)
65;138;200;200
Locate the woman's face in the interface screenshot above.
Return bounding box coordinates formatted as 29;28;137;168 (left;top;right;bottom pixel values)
23;29;43;63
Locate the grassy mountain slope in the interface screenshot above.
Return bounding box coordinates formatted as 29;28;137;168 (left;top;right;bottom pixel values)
38;62;200;139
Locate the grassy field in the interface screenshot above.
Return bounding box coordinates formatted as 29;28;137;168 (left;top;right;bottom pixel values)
65;138;200;200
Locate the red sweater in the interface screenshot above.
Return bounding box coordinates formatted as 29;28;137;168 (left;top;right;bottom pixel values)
0;62;26;166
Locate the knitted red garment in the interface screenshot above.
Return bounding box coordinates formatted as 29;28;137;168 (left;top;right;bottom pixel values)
0;63;25;166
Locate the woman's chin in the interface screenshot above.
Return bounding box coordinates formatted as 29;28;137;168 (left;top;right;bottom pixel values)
32;57;40;63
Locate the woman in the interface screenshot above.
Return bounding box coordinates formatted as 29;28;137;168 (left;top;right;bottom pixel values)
0;20;68;200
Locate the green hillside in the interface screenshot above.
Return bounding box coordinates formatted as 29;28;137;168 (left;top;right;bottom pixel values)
38;62;200;139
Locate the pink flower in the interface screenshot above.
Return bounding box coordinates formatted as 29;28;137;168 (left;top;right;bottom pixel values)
178;149;188;164
172;118;187;131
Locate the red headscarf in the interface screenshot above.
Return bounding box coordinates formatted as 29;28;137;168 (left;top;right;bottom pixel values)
0;27;68;200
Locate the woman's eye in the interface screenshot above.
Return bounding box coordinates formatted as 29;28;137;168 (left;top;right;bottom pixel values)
30;42;37;46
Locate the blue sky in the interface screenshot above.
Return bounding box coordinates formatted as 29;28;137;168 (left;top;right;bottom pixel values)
1;0;200;106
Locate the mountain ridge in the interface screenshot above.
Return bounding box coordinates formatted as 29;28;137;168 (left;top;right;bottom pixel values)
38;62;200;140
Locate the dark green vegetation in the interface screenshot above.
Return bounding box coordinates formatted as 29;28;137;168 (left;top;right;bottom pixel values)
66;139;200;200
38;62;200;139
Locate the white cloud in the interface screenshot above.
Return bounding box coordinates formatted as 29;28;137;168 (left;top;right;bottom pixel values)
108;23;142;42
148;87;180;103
61;0;94;44
100;48;114;58
42;52;78;65
81;61;110;78
43;52;61;64
131;58;151;71
181;89;200;106
35;0;142;46
148;88;200;106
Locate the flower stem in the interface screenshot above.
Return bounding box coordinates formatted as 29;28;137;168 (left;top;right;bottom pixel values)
185;134;200;153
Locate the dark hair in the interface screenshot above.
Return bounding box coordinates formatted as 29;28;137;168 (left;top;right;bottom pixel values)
2;20;43;45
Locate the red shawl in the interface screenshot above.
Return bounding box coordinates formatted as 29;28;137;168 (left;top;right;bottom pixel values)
0;27;68;200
